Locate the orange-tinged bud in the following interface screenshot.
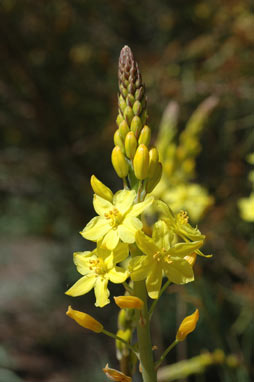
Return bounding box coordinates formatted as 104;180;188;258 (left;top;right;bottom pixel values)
138;125;151;146
125;132;137;159
133;144;149;180
112;146;129;178
148;147;159;178
103;364;132;382
130;116;142;138
114;296;144;310
66;306;103;333
146;162;162;193
119;120;129;139
184;252;197;266
114;129;125;153
176;309;199;341
90;175;113;202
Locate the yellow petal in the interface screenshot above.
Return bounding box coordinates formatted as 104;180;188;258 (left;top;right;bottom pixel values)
129;195;154;217
129;256;151;281
114;296;144;310
176;309;199;341
113;190;136;215
102;229;120;250
108;266;128;284
152;220;172;250
81;216;110;241
65;274;96;297
168;240;203;257
93;194;113;216
94;277;110;307
135;230;159;257
73;251;95;275
118;224;136;243
164;258;194;285
112;243;129;263
146;263;162;299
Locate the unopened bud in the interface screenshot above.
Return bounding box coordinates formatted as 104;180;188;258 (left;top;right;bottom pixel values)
119;95;126;114
130;116;142;138
146;162;162;193
133;144;149;180
176;309;199;341
124;106;134;126
125;132;137;159
138;125;151;146
148;148;159;178
114;130;125;153
66;306;103;333
112;146;129;178
133;100;142;115
116;328;132;355
116;114;124;127
126;94;135;107
103;364;132;382
119;120;129;140
114;296;144;310
141;110;148;125
90;175;113;202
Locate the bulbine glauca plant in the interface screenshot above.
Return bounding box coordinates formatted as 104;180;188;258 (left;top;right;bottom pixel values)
65;46;211;382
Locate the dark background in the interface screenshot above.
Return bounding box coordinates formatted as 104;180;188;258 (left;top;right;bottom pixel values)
0;1;253;381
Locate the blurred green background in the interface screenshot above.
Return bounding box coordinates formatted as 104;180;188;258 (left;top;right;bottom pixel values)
0;1;253;381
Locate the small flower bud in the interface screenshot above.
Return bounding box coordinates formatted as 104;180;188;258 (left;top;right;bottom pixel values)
116;114;124;127
141;110;148;125
126;94;135;107
133;100;142;115
119;95;126;114
138;125;151;146
116;328;132;356
130;116;142;138
148;147;159;179
124;106;134;126
119;120;129;140
112;146;129;178
66;306;103;333
114;129;125;153
176;309;199;341
133;144;149;180
90;175;113;202
125;132;137;159
114;296;144;310
103;364;132;382
146;162;162;193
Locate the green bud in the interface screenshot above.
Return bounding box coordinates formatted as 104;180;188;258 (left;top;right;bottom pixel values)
133;144;149;180
138;125;151;146
133;100;142;115
124;106;134;126
125;131;137;159
148;147;159;178
119;95;126;114
130;116;142;138
114;129;125;153
141;110;148;125
146;162;162;193
119;120;129;140
126;94;135;107
116;114;123;127
111;146;129;178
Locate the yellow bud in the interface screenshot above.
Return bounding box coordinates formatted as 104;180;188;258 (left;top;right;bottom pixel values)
119;120;129;139
124;106;134;126
112;146;129;178
176;309;199;341
103;364;132;382
148;147;159;178
119;95;126;114
116;114;124;127
138;125;151;146
133;144;149;180
114;296;144;310
146;162;162;193
184;252;197;266
125;132;137;159
66;306;103;333
133;100;142;115
90;175;113;202
116;329;132;354
130;116;142;138
114;129;125;153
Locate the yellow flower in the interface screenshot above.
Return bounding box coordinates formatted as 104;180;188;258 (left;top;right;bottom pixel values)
176;309;199;341
81;188;154;250
129;220;203;299
65;243;129;307
103;363;132;382
66;306;103;333
238;193;254;222
114;295;144;310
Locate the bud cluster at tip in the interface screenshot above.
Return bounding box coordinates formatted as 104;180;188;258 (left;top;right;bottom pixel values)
111;46;162;192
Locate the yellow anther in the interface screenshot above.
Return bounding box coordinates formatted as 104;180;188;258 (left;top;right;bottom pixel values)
177;210;189;225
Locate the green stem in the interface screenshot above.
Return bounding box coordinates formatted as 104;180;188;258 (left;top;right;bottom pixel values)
102;329;138;357
155;339;179;370
123;282;134;295
134;280;157;382
149;280;171;320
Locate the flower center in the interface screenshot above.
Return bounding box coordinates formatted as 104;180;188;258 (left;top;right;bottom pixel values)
177;210;189;225
104;208;123;229
153;247;172;264
89;258;107;275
